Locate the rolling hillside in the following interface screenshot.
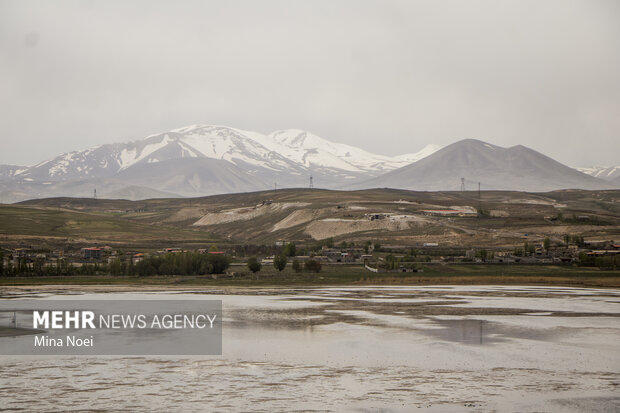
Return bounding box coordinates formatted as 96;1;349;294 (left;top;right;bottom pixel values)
11;188;620;250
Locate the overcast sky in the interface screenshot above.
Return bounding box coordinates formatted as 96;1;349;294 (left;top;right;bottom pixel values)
1;0;619;167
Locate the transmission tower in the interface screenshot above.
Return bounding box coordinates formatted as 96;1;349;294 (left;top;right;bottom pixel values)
460;178;465;192
94;188;97;199
309;175;314;189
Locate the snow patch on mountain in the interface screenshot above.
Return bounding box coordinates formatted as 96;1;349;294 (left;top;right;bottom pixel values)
577;166;620;181
118;134;175;170
268;129;440;173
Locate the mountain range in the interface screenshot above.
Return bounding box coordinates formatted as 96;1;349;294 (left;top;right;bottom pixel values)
0;124;616;202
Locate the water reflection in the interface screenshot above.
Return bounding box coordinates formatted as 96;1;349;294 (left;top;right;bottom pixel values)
429;319;488;344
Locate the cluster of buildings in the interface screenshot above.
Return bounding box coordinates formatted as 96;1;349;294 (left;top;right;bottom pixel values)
261;246;373;265
439;240;620;264
420;209;478;217
2;238;618;273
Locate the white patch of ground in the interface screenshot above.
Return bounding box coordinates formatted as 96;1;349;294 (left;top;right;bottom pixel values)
420;204;478;213
305;218;415;240
193;202;310;226
505;199;567;208
271;208;328;232
490;210;510;217
164;207;206;223
447;205;477;213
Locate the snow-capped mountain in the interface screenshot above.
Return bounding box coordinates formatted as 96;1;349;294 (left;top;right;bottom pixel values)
577;166;620;181
1;124;440;201
15;124;438;182
2;124;616;202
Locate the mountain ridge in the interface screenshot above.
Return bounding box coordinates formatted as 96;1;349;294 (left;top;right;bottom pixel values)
353;139;614;192
0;124;440;202
0;125;616;202
12;124;439;181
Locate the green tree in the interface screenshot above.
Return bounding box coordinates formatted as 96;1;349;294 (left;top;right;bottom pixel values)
247;257;262;273
212;254;231;273
578;252;594;266
273;254;287;272
572;235;585;247
478;249;488;261
283;242;296;257
364;241;372;254
523;242;535;256
159;262;174;275
292;259;302;272
304;259;322;273
543;237;551;251
109;258;122;276
384;254;399;270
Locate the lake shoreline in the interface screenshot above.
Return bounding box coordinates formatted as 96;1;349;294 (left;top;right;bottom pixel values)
3;280;620;297
2;264;620;289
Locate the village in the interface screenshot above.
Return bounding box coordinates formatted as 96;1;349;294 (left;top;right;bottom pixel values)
2;236;618;277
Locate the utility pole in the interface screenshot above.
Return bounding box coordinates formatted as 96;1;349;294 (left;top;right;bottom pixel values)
460;177;465;192
478;182;481;212
94;188;97;199
309;176;314;189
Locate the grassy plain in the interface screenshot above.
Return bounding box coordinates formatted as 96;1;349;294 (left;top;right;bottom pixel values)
0;204;215;249
1;264;619;288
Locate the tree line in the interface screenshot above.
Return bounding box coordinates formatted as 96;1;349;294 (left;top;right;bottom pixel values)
0;251;230;277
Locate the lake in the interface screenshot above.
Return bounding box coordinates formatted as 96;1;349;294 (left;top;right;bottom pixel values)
1;285;619;412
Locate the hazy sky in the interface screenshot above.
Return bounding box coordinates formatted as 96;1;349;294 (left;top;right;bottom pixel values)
1;0;619;167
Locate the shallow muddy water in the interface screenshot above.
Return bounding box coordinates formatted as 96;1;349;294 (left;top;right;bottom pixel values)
1;286;619;412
